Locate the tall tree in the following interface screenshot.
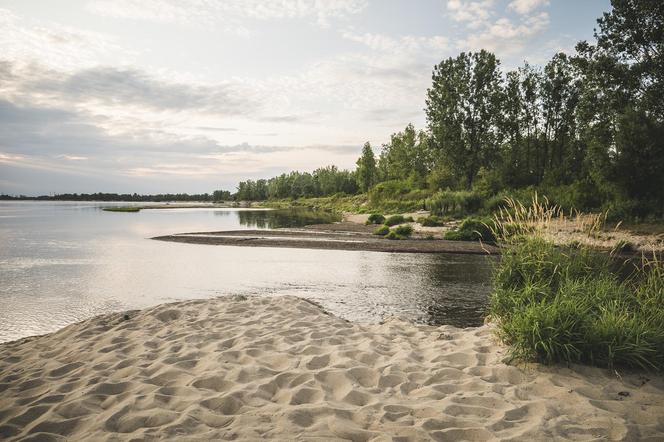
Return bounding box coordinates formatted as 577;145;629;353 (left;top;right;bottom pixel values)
425;50;503;188
356;142;377;193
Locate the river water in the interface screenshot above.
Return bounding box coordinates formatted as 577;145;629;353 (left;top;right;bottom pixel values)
0;201;494;342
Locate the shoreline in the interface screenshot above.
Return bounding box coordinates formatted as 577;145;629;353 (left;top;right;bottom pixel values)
1;295;662;440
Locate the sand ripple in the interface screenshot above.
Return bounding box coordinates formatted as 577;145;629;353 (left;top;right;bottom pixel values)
1;295;663;441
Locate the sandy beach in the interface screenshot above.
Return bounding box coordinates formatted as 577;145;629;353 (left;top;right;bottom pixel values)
1;295;663;441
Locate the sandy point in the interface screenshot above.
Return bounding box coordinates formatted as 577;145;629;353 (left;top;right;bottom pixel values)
1;295;663;441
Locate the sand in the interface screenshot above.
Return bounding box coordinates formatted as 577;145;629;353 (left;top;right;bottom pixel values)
153;229;498;255
1;296;663;441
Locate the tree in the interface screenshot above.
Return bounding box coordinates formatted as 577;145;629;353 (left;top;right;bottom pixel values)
377;124;433;188
426;50;503;188
355;142;377;192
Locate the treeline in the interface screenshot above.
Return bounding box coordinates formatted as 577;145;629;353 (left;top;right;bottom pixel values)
235;166;358;201
0;190;233;202
235;1;663;220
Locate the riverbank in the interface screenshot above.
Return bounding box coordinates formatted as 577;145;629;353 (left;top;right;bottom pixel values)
1;295;662;440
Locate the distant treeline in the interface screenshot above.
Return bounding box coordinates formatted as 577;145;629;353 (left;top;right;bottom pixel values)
0;190;233;202
234;1;664;220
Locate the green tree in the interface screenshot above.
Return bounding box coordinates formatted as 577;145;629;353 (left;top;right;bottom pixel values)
356;142;377;192
426;50;503;188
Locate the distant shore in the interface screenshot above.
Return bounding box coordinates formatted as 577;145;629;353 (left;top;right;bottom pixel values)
1;295;662;440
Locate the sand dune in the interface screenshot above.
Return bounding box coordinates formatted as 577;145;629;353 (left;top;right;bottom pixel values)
1;296;663;441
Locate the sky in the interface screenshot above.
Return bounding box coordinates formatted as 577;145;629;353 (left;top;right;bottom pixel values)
0;0;611;195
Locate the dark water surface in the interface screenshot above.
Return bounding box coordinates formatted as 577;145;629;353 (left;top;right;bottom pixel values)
0;202;494;343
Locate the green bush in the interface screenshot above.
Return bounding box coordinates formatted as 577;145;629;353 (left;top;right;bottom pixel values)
417;215;445;227
444;217;495;242
490;237;664;370
393;224;413;237
366;213;386;225
384;214;406;226
385;230;400;240
426;190;482;216
373;225;390;236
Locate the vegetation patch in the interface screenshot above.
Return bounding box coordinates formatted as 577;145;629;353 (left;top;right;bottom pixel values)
444;217;495;242
384;215;406;226
417;215;446;227
373;225;390;236
489;198;664;371
366;213;386;225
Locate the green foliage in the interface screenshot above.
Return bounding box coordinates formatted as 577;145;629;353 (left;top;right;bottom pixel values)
393;224;414;237
385;230;400;240
373;225;390;236
356;142;377;193
366;213;386;225
417;215;445;227
384;214;406;226
377;124;432;187
444;217;495;242
426;191;482;216
490;237;664;370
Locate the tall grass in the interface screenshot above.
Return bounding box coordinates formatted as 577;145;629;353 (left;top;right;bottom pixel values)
489;196;664;371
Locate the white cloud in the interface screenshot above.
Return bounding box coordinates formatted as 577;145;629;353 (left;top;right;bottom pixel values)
0;8;130;71
508;0;549;15
458;12;550;55
86;0;368;30
341;31;448;54
446;0;495;29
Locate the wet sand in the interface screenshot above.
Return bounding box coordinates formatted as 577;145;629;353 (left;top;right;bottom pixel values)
152;226;498;255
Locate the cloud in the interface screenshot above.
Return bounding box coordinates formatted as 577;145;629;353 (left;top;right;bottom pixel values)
508;0;549;15
457;12;550;55
0;8;129;70
86;0;368;30
446;0;495;29
341;31;448;54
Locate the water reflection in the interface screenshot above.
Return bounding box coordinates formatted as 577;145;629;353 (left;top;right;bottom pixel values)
236;208;341;229
0;202;493;342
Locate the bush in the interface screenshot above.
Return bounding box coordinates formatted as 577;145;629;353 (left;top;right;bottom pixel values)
426;190;482;216
384;214;406;226
373;225;390;236
368;180;411;206
393;224;413;237
417;215;445;227
366;213;386;225
444;217;495;242
385;230;400;240
490;236;664;370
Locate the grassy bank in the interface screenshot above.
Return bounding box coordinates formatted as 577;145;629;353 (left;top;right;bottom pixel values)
489;198;664;371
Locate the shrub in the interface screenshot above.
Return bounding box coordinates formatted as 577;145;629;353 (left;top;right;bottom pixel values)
384;214;406;226
417;215;445;227
373;225;390;236
368;180;411;206
444;217;495;242
366;213;386;225
403;216;414;222
426;190;482;216
385;230;400;240
393;224;413;238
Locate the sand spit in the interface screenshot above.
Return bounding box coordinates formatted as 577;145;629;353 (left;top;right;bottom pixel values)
153;229;498;255
1;296;663;441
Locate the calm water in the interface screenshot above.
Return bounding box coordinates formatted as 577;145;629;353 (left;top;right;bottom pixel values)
0;201;494;343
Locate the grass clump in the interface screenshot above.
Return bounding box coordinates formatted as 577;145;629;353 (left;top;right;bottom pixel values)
417;215;445;227
489;196;664;371
384;224;414;240
366;213;386;225
373;225;390;236
103;207;141;212
444;217;495;242
384;214;406;226
393;224;413;238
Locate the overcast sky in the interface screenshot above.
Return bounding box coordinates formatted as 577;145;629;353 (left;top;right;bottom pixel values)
1;0;610;195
